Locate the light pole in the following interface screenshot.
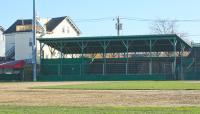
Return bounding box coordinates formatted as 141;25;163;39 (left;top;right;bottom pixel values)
32;0;37;81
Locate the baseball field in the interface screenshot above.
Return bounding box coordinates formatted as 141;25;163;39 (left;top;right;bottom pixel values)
0;81;200;114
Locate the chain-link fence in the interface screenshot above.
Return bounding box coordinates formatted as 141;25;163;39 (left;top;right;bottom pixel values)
182;57;200;80
41;61;173;76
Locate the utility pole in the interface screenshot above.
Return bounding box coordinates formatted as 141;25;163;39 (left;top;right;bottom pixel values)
32;0;37;81
116;16;122;36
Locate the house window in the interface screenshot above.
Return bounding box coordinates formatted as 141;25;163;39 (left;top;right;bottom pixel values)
67;27;70;34
29;38;32;46
62;27;65;33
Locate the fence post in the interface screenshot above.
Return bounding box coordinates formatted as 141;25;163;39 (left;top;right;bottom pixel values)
103;63;105;75
58;64;60;76
126;63;128;75
80;64;81;76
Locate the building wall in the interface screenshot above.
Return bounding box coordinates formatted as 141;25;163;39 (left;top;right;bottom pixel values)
14;32;48;61
5;19;80;61
15;32;32;60
4;33;15;53
40;19;79;59
0;30;5;57
43;19;79;38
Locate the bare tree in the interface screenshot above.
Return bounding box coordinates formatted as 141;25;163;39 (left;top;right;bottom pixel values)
150;19;188;57
150;19;176;34
150;19;187;38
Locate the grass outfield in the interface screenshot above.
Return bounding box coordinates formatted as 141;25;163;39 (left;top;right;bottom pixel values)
33;81;200;90
0;106;200;114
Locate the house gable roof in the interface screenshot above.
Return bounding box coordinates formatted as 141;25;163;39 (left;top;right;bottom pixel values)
46;16;66;32
0;26;4;32
46;16;81;35
66;17;81;35
4;19;33;34
4;16;81;35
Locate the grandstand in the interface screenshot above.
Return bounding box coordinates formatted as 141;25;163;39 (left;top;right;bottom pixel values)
37;34;200;81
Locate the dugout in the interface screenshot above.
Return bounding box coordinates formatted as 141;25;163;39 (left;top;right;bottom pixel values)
37;34;191;81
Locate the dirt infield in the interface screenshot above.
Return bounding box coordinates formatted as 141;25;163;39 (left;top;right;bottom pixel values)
0;82;200;107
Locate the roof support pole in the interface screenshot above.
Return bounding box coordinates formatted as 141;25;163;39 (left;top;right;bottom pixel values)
180;43;185;80
39;42;41;74
59;42;63;78
103;41;106;75
39;42;42;65
39;42;44;72
81;41;84;76
194;46;197;73
48;45;56;59
173;39;177;80
126;41;129;75
100;41;109;75
149;40;152;75
77;41;88;76
122;40;129;75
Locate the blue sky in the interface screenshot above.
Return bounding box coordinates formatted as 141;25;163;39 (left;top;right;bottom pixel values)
0;0;200;42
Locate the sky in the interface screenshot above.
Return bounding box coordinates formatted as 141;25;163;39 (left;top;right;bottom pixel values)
0;0;200;42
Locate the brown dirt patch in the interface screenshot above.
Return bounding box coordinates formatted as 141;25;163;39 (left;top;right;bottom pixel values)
0;82;199;107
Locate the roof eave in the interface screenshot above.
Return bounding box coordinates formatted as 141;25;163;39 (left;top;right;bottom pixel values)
66;16;81;35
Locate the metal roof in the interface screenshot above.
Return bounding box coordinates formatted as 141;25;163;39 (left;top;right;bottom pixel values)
38;34;192;54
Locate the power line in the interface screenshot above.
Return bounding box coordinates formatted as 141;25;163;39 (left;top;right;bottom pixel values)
74;16;200;23
74;17;114;22
121;17;155;22
185;34;200;37
122;17;200;22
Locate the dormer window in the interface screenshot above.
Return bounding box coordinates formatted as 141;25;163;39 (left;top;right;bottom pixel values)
16;25;32;32
62;27;65;33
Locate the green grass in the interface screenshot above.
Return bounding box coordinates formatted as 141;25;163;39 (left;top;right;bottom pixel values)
33;81;200;90
0;106;200;114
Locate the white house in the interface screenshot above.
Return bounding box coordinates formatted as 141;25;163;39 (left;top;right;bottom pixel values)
4;16;81;61
0;26;5;57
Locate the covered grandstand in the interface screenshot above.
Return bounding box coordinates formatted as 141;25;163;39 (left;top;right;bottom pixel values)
37;34;199;81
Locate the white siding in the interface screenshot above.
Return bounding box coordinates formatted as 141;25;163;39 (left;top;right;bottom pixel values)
15;32;32;60
4;33;15;52
0;31;5;57
43;19;79;38
5;18;80;61
40;19;80;59
15;32;61;60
